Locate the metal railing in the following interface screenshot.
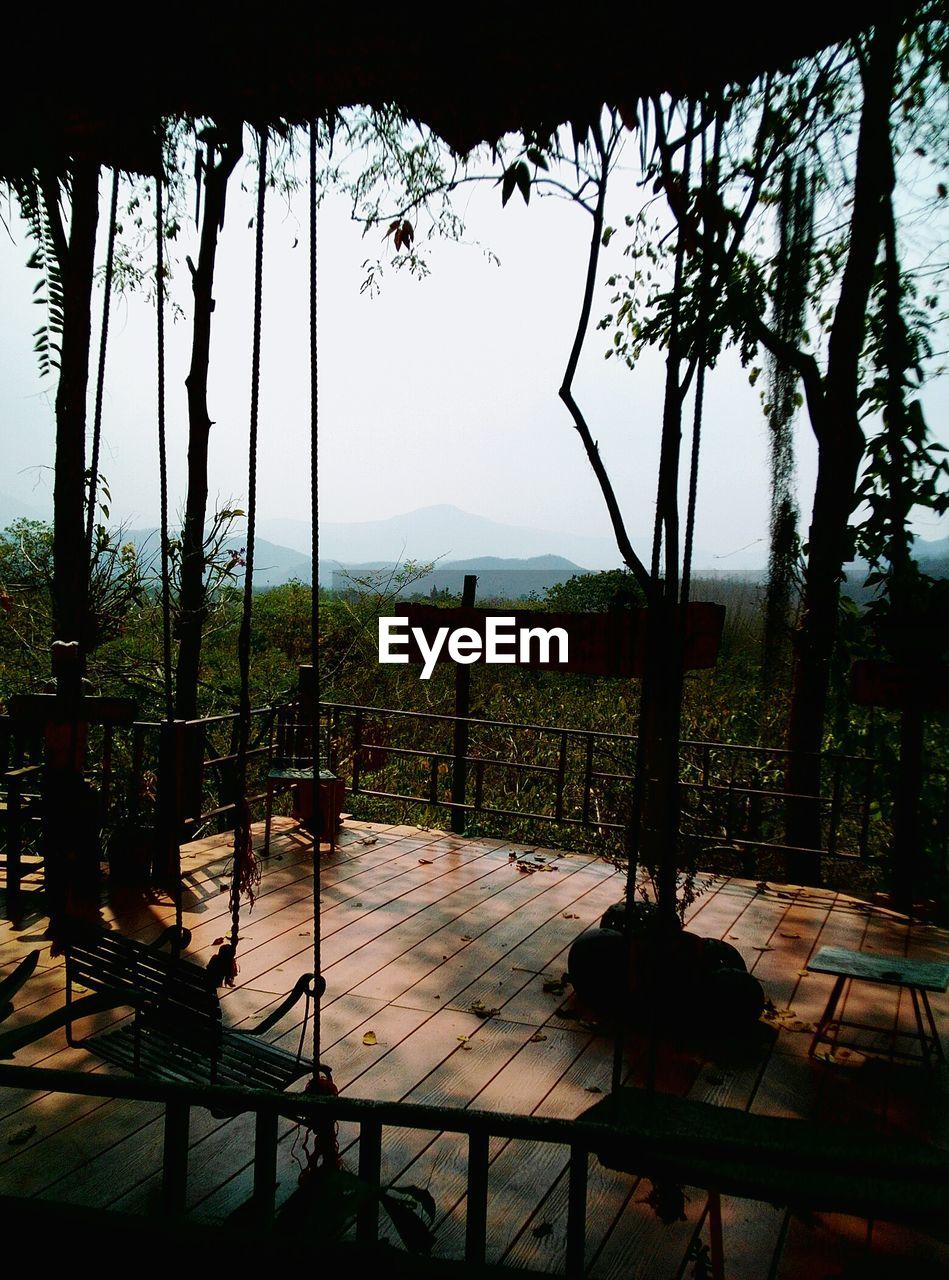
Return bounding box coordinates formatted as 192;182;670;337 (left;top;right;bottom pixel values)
321;701;881;864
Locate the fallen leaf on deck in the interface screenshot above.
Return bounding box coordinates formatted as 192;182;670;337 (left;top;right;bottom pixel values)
353;902;363;908
362;1031;378;1046
532;1222;553;1240
752;945;774;952
457;1035;470;1043
543;978;566;995
7;1125;36;1146
797;971;811;978
470;1000;500;1019
360;837;378;846
461;935;473;942
529;1032;548;1042
585;1085;602;1094
562;913;579;920
418;858;433;865
728;935;739;940
779;932;801;939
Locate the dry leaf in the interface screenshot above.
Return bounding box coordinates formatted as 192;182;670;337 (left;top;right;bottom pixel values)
752;945;774;952
780;932;801;939
419;858;433;865
585;1085;602;1094
529;1032;548;1043
457;1035;470;1043
461;935;473;943
562;913;579;920
362;1031;378;1046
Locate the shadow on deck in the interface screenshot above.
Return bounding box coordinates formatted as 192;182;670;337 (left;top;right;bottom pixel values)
0;817;945;1276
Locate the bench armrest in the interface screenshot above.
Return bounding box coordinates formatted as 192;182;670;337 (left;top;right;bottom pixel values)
245;972;325;1037
0;990;146;1059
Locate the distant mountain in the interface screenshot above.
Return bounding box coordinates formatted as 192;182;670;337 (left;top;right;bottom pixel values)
330;555;587;600
259;504;631;570
124;529;311;589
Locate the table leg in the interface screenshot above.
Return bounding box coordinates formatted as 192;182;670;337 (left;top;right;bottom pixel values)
811;974;846;1058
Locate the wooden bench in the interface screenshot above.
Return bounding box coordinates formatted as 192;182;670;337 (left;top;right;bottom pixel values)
806;944;948;1067
64;927;323;1091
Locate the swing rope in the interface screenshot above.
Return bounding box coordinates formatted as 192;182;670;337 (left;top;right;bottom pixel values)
309;118;322;1073
154;170;184;945
156;174;174;725
85;169;119;565
218;128;269;985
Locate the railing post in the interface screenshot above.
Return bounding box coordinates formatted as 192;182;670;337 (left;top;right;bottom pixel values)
555;731;568;823
451;575;477;834
466;1130;489;1266
155;719;187;884
352;709;363;796
253;1108;278;1226
566;1144;588;1279
581;734;594;827
6;780;21;923
357;1118;383;1243
162;1101;190;1216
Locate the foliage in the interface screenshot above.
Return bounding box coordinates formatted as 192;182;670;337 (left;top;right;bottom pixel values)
542;569;646;613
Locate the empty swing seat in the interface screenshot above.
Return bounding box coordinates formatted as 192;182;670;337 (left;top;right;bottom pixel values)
63;927;322;1091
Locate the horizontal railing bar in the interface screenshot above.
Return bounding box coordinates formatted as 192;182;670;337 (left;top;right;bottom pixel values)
318;702;871;766
0;1064;938;1185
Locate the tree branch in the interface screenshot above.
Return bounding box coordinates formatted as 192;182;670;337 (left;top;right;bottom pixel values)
558;123;653;598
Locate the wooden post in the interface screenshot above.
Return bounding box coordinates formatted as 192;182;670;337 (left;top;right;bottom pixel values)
156;720;186;886
451;575;477;834
893;703;924;915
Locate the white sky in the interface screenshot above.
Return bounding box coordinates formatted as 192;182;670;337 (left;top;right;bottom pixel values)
1;142;947;568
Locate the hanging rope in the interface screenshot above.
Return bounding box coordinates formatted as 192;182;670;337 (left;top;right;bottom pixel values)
156;175;174;725
85;169;119;565
154;171;183;946
309;118;323;1071
212;129;267;988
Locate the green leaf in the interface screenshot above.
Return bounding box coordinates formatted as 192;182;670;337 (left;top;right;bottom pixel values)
501;167;517;207
514;161;531;205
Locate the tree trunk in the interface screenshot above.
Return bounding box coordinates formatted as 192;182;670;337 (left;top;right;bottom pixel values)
175;127;243;720
46;162;99;677
784;21;898;882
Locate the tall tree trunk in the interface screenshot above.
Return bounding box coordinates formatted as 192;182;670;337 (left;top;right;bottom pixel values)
785;21;899;880
44;162;99;680
175;126;243;720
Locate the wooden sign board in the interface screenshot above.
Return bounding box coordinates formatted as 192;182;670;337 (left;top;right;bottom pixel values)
851;659;949;713
8;693;137;725
398;603;725;677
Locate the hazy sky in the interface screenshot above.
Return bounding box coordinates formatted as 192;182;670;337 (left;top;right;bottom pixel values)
2;140;947;570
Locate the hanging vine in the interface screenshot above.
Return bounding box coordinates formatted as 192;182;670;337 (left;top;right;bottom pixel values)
760;160;814;703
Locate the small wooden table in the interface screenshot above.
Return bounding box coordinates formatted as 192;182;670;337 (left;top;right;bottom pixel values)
807;945;948;1068
263;767;344;855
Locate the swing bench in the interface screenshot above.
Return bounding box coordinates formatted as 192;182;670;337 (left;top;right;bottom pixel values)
61;926;323;1091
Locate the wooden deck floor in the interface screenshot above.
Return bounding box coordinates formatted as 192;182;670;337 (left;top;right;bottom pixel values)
0;818;946;1275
